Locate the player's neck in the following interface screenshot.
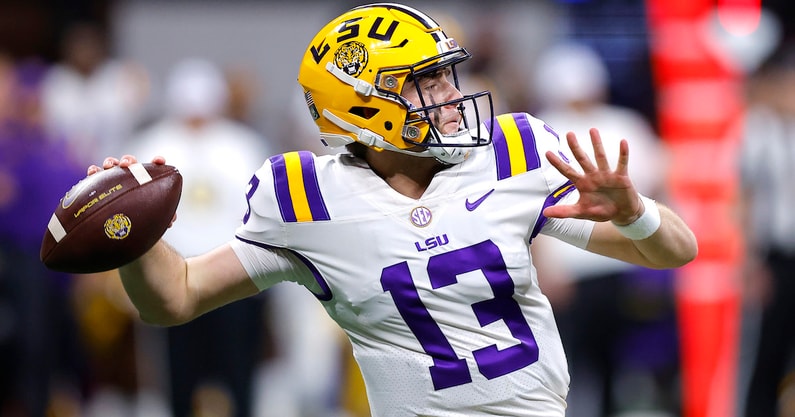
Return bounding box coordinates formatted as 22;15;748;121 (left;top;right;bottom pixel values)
364;149;445;199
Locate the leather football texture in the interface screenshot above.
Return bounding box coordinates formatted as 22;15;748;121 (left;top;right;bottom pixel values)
40;163;182;274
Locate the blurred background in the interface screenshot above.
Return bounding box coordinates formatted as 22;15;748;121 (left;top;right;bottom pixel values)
1;0;794;416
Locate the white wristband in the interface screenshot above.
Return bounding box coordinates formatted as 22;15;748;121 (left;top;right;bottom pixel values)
612;194;661;240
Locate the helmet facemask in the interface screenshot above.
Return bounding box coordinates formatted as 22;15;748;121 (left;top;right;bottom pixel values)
384;51;494;165
403;64;493;164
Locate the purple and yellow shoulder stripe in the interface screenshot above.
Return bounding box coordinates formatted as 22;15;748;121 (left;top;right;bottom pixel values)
269;151;330;223
486;112;542;180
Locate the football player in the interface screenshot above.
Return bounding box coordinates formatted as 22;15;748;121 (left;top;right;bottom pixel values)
89;3;697;416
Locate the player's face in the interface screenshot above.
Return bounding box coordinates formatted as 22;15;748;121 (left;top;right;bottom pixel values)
402;67;464;135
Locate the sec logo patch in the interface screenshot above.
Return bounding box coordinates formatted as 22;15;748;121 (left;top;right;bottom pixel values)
409;206;432;228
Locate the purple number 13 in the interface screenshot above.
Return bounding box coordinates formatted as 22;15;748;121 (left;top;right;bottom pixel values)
381;240;539;390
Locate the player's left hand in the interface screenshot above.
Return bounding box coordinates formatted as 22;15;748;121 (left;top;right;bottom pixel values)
543;128;643;225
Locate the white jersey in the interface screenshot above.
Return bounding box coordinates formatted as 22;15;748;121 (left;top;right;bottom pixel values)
235;112;589;416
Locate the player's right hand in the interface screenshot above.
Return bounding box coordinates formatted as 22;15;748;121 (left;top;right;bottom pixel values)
86;155;176;227
87;155;167;176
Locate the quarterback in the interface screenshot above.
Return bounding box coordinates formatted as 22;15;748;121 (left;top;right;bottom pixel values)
90;3;698;416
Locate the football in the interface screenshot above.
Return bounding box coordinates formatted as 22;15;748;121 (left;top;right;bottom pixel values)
40;163;183;274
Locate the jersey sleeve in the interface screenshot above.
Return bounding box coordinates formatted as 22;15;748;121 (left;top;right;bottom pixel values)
233;151;333;294
519;114;595;247
235;159;286;246
230;239;298;290
235;150;330;246
229;239;324;293
540;190;595;249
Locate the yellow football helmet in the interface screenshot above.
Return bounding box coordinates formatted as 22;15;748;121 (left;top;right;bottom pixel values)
297;3;493;164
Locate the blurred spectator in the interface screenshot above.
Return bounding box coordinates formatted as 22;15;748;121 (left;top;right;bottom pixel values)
224;65;261;128
738;39;795;417
530;42;679;417
464;13;531;114
0;53;88;416
125;57;272;417
40;21;149;167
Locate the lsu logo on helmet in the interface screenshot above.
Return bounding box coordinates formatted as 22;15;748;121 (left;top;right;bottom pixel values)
334;41;368;77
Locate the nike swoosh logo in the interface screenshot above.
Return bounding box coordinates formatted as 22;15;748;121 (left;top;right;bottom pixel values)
465;189;495;211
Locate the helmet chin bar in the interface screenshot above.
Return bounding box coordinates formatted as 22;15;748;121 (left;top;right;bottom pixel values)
426;128;476;164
